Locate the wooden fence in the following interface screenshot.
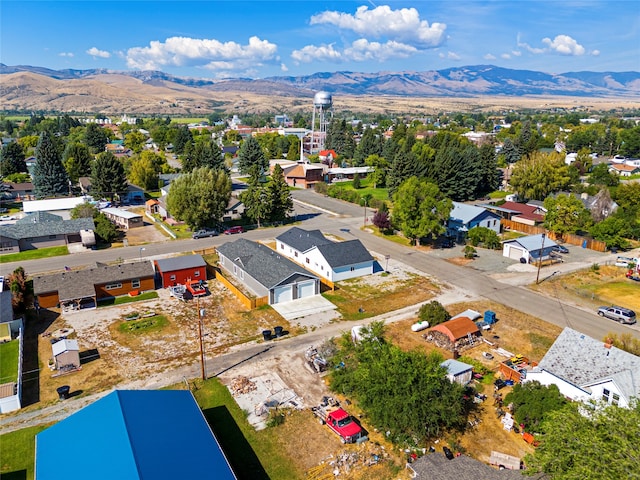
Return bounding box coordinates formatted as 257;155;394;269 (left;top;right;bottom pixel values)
212;267;268;309
500;219;607;252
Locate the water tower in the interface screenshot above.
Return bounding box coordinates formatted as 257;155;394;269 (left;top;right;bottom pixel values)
310;91;333;154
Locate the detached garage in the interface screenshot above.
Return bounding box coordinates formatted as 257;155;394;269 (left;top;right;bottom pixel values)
217;239;319;305
502;234;558;264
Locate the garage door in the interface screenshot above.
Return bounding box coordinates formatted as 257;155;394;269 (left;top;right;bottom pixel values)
508;246;524;260
273;285;293;304
297;280;316;299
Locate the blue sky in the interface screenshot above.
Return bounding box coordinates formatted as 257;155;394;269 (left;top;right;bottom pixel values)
2;1;638;79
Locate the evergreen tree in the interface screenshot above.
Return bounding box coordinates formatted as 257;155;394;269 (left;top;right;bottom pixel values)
181;142;197;172
242;169;270;227
0;141;27;176
173;125;193;155
353;127;381;166
84;123;109;154
194;139;224;171
92;152;127;200
62;142;93;183
382;137;400;164
237;136;268;176
387;150;417;196
33;131;69;198
266;164;293;222
433;145;481;201
502;137;520;163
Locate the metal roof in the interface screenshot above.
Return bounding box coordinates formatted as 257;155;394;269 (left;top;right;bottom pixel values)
450;202;499;225
155;254;207;273
101;207;142;219
441;359;473;376
502;233;557;252
35;390;237;480
52;339;79;356
22;196;93;213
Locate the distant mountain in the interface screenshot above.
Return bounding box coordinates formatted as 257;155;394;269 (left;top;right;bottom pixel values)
1;64;638;114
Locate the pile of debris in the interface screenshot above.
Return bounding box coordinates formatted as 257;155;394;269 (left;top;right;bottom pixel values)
229;376;257;395
305;444;389;479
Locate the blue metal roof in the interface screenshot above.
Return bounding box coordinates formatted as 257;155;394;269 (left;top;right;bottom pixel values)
36;390;237;480
441;359;473;376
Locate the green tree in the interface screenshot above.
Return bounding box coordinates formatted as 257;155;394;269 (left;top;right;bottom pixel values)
167;167;231;229
509;152;571;200
387;150;416;195
128;154;158;191
124;130;146;154
467;226;501;249
589;217;632;250
477;143;501;194
242;170;269;227
504;381;567;430
193;139;224;171
543;194;593;235
173;125;193;155
237;136;268;176
329;321;468;445
365;154;389;188
526;401;640;479
353;127;381;166
392;177;452;245
32;131;69;198
70;201;98;219
84;123;109;154
352;173;361;189
62;143;93;183
0;141;27;176
417;301;451;327
588;163;619;187
91;152;127;201
7;266;29;312
501;137;520;164
617;125;640;157
94;212;119;243
266;164;293;222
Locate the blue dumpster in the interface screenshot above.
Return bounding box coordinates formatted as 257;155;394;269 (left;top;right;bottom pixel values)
484;310;496;324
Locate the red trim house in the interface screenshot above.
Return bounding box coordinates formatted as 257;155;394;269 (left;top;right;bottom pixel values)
154;254;207;288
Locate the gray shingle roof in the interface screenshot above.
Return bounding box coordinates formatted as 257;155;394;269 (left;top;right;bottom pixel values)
0;216;94;240
409;452;530;479
276;227;332;252
155;254;206;273
16;212;62;223
535;327;640;403
316;239;373;268
33;262;155;302
217;238;317;289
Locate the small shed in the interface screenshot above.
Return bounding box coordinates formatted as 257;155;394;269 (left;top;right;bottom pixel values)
441;359;473;385
52;339;80;370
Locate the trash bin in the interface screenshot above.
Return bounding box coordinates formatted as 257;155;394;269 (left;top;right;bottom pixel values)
262;330;272;341
57;385;70;400
274;326;284;337
611;247;618;254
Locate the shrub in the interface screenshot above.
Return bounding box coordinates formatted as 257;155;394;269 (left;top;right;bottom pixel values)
464;245;477;259
314;182;328;195
372;210;391;232
418;301;451;327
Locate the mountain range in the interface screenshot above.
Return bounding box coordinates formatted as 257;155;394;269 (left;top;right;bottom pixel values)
1;64;639;115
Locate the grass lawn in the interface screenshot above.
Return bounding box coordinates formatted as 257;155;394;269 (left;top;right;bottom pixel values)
488;190;509;199
98;291;158;307
118;315;168;334
0;425;48;480
0;340;19;384
0;246;69;264
329;177;389;202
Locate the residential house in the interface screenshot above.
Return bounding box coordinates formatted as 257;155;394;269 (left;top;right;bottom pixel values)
223;195;245;222
408;451;530;479
2;181;35;200
0;285;24;413
446;202;501;242
33;262;155;311
326;166;374;183
216;238;319;304
318;149;338;165
101;207;144;230
122;184;145;204
283;163;325;188
525;327;640;408
441;359;473;385
145;199;160;215
35;390;237;480
51;338;80;371
0;212;95;254
276;227;374;282
502;233;558;263
483;201;545;226
154;254;208;288
608;163;640;177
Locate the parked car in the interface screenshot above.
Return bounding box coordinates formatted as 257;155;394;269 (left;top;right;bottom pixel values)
597;306;637;324
224;226;245;235
192;228;217;239
0;215;16;221
552;245;569;254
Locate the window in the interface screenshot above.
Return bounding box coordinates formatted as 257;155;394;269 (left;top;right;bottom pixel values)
194;270;200;277
233;265;237;275
612;393;620;405
306;258;310;264
280;243;284;250
295;251;298;257
220;257;225;265
170;275;176;281
493;220;497;226
350;266;355;271
49;235;57;239
131;279;140;288
240;270;244;279
602;388;610;402
320;265;323;270
105;282;122;290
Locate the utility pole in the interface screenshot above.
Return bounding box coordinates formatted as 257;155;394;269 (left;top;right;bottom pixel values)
536;233;546;285
197;296;206;380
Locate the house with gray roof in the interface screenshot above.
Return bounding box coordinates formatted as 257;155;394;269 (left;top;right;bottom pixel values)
502;233;558;263
33;262;155;311
275;227;374;282
0;212;95;254
216;238;319;304
408;451;532;479
447;202;501;242
154;254;207;288
525;327;640;408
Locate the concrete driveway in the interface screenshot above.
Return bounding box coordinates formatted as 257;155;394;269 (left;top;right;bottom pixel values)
271;295;338;326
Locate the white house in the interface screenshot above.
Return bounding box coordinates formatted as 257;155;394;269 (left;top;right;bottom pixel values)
525;328;640;408
608;163;640;177
502;233;558;263
446;202;501;242
276;227;374;282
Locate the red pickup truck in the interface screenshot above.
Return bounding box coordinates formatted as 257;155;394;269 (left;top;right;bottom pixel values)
312;402;364;444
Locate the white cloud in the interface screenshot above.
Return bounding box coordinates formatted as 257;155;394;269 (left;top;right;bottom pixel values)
291;44;343;64
280;63;289;72
483;53;496;60
501;53;511;60
447;51;461;60
59;52;74;57
292;39;417;64
86;47;110;59
310;5;446;48
512;50;522;57
542;35;586;55
591;49;601;56
126;36;277;71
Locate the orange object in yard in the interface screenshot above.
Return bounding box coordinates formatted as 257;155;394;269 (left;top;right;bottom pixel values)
523;432;539;446
128;290;139;297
